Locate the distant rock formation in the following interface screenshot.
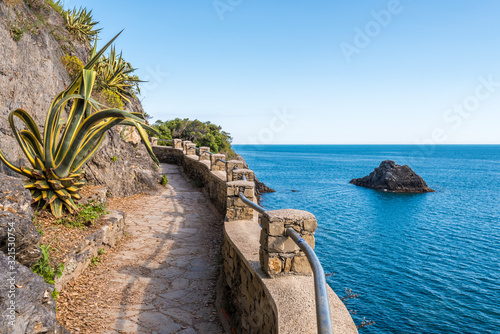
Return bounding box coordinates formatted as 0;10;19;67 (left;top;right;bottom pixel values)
350;160;434;193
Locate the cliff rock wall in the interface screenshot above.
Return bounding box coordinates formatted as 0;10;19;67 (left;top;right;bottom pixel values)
0;0;159;196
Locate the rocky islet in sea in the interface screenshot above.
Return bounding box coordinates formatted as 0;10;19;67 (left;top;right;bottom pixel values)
350;160;434;193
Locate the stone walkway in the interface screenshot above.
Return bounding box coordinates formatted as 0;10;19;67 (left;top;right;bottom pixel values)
102;164;224;333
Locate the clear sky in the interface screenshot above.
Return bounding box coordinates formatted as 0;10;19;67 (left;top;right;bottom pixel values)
64;0;500;144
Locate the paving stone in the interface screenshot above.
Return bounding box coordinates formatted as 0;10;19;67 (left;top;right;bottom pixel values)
93;164;223;332
109;318;139;332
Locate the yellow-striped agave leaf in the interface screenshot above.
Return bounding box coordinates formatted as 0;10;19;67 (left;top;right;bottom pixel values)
0;31;158;218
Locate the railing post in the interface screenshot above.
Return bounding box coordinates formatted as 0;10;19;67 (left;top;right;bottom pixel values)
232;168;254;182
259;209;317;277
199;147;210;161
226;181;255;221
210;153;226;171
181;140;192;154
225;160;244;181
186;143;197;155
149;137;158;146
173;139;183;149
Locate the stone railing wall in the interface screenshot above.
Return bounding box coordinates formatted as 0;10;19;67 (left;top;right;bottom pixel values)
151;139;358;334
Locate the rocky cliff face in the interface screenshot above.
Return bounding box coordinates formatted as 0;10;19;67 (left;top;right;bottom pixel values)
0;0;160;196
0;173;66;333
0;0;73;176
84;127;160;198
0;173;41;267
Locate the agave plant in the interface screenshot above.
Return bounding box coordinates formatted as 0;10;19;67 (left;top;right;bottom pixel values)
95;46;142;103
0;33;159;218
64;7;101;41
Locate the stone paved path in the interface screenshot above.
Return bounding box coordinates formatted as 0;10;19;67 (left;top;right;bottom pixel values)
103;164;224;333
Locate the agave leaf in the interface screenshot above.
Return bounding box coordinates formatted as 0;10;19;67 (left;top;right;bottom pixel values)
118;119;160;136
0;150;31;178
43;190;57;205
71;118;123;172
20;130;44;160
8;110;41;168
54;72;96;165
54;109;145;176
9;109;42;144
31;191;43;203
48;179;64;190
55;189;71;200
60;177;77;188
24;180;37;189
60;197;77;213
50;198;63;217
71;192;82;200
127;119;160;166
34;180;50;190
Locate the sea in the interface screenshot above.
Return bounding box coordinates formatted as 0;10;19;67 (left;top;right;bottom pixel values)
232;144;500;334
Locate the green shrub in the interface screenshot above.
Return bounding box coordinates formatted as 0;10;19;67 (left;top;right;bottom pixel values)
44;0;65;16
32;244;64;285
89;256;100;266
10;24;24;41
149;118;236;157
60;54;83;80
55;201;109;229
161;174;168;186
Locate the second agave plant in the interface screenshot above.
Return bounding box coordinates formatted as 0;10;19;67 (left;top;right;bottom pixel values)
0;32;159;218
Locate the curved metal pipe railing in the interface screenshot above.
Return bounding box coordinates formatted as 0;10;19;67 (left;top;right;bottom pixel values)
286;228;333;334
238;190;265;214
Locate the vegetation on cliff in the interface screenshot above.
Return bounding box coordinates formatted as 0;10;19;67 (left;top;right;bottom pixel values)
0;33;159;217
151;118;236;157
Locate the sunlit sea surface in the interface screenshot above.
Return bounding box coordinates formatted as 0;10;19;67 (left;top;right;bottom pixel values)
233;145;500;334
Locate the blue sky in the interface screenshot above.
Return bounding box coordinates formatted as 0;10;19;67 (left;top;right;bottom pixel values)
64;0;500;144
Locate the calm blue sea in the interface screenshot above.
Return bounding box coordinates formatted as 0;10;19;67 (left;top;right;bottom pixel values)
232;145;500;334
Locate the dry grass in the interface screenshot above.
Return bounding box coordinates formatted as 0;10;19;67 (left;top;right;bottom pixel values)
3;0;23;7
56;234;135;333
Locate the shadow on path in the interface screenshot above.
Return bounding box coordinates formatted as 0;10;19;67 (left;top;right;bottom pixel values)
104;164;224;333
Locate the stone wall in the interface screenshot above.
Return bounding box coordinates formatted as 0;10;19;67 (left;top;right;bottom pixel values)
152;141;358;334
221;236;277;333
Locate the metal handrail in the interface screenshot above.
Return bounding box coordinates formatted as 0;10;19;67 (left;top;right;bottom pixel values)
234;168;333;334
286;228;333;334
238;191;265;214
